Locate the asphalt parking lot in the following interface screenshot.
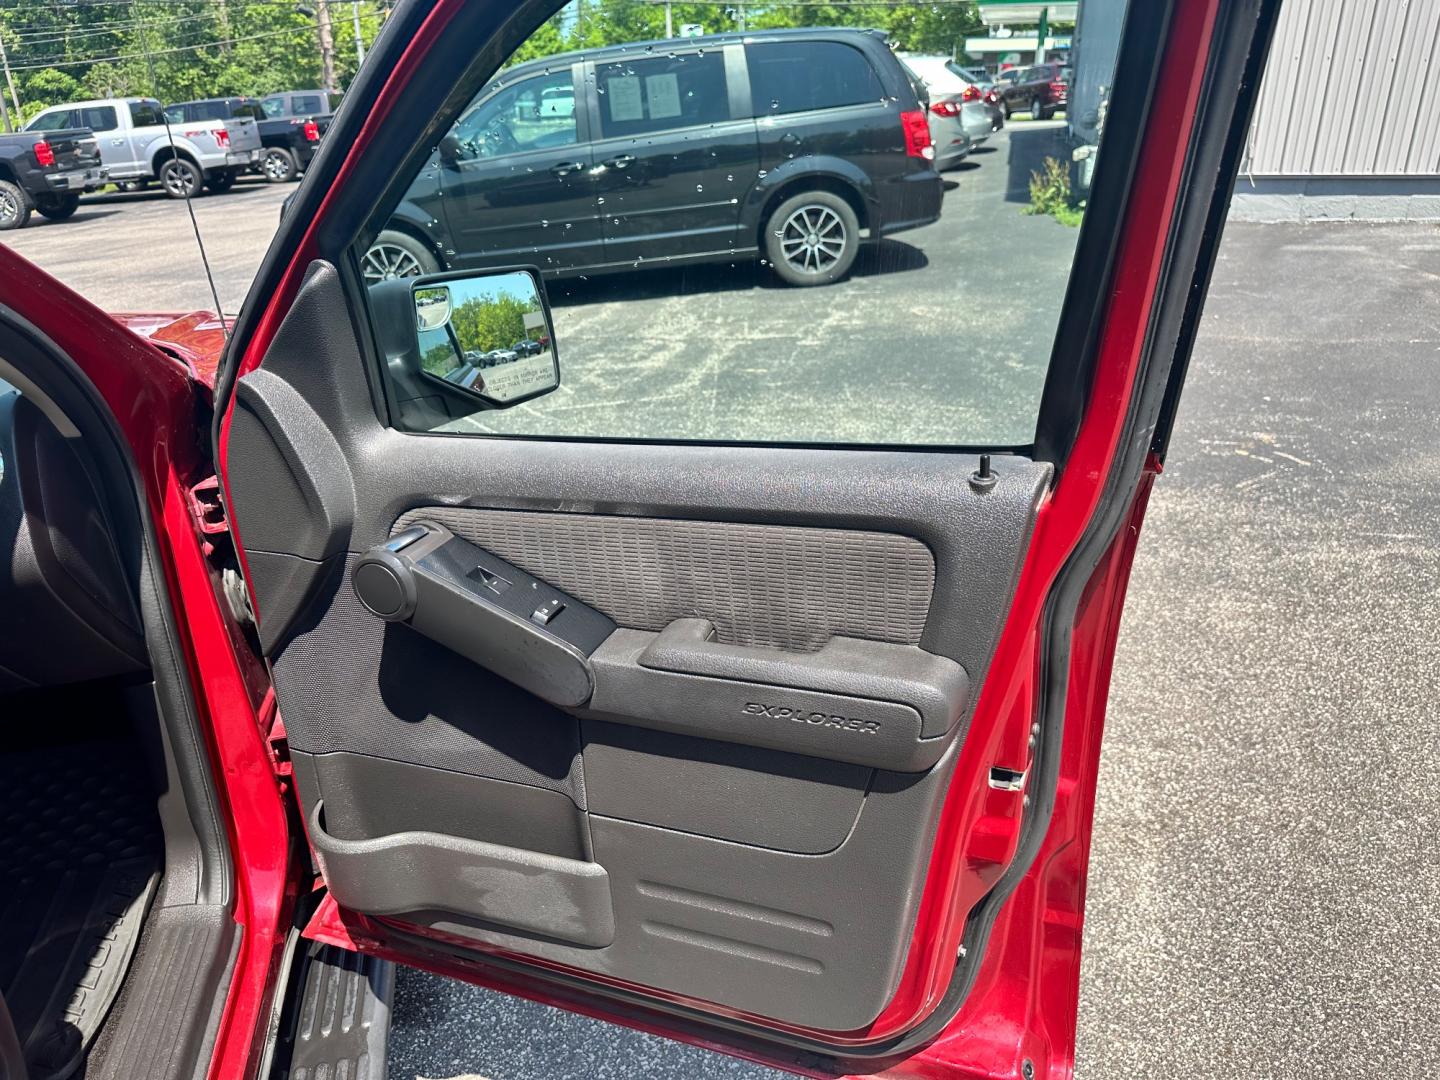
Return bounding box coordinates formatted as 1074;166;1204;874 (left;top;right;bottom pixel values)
6;125;1437;1079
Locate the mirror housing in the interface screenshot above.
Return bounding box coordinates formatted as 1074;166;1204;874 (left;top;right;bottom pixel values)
437;132;465;165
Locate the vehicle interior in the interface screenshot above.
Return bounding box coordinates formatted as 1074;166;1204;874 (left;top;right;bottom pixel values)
0;360;233;1080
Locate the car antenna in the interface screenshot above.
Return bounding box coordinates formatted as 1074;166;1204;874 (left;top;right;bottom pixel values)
133;12;229;344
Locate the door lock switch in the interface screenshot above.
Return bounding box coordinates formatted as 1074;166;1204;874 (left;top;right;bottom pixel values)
532;598;565;626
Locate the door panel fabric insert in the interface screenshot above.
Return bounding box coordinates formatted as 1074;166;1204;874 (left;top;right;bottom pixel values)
392;508;936;652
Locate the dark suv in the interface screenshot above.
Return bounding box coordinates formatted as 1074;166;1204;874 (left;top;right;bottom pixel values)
367;28;943;288
996;63;1069;120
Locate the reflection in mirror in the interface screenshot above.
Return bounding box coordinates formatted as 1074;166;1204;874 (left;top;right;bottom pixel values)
413;270;559;406
415;286;451;331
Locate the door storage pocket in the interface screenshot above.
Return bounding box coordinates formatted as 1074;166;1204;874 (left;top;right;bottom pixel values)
308;800;615;948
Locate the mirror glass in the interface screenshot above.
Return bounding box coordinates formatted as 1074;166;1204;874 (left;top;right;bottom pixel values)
412;270;559;406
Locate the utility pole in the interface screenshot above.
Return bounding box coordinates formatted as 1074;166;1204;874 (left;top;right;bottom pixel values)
352;0;365;66
315;0;338;92
0;29;20;130
665;0;672;39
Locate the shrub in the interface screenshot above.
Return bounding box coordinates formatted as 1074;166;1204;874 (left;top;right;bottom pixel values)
1025;156;1084;227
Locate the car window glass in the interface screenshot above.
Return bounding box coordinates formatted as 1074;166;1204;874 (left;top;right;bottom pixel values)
358;4;1130;446
453;70;577;158
28;109;76;132
240;104;266;121
78;106;117;131
261;97;286;118
292;94;323;115
129;102;165;127
747;41;883;114
595;51;728;138
163;105;185;125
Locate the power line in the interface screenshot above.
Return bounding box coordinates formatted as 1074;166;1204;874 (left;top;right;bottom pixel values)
4;11;380;71
4;10;222;45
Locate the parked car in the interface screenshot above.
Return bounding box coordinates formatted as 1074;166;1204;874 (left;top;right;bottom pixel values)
953;64;992;87
994;62;1070;120
0;0;1279;1075
166;96;325;183
898;53;1005;165
23;97;261;197
0;127;107;230
259;89;342;129
900;53;1000;107
367;28;942;288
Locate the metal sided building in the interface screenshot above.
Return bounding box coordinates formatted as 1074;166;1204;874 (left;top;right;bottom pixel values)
1239;0;1440;219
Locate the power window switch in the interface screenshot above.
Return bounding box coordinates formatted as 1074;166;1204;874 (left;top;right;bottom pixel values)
531;598;565;626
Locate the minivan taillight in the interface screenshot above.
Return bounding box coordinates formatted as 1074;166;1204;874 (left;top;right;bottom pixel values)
900;109;933;160
929;100;961;118
303;120;321;142
33;141;55;168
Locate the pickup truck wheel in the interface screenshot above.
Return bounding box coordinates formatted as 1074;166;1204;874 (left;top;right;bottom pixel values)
35;194;80;221
764;191;859;287
159;158;203;199
205;170;237;194
262;147;298;183
363;230;439;284
0;180;32;231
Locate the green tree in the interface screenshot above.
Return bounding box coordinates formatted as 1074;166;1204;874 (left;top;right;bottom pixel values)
451;291;542;354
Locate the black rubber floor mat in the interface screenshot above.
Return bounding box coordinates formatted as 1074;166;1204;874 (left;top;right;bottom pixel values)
0;735;162;1080
272;942;395;1080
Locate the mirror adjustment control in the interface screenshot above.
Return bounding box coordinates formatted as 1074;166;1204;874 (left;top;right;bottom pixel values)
532;598;565;626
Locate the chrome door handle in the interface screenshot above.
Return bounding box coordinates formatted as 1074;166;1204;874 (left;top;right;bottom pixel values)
550;161;585;177
603;154;636;169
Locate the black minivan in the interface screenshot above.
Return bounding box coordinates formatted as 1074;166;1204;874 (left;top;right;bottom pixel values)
365;28;943;288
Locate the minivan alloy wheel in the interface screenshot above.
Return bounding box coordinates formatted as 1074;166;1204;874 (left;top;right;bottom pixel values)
780;205;847;276
363;242;424;283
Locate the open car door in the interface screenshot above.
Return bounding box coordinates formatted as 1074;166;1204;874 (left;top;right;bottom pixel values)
214;0;1280;1074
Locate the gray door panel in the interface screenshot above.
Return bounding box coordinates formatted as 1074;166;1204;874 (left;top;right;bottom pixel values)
227;261;1050;1031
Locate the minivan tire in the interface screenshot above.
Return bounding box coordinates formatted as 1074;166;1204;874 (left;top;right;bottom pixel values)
764;191;860;287
363;230;440;284
262;147;298;183
159;157;204;199
0;179;32;231
35;193;81;221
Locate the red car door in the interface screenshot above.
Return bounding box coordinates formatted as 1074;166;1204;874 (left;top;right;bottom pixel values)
201;0;1281;1075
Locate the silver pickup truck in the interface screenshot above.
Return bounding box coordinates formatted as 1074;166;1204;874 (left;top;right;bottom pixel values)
24;97;261;198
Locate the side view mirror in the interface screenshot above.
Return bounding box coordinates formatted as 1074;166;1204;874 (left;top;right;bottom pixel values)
437;132;465;164
370;266;560;420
